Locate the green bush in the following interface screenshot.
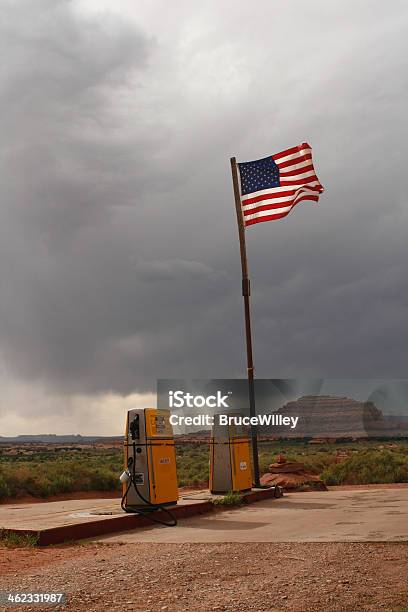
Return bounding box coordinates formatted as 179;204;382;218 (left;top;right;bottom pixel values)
88;469;118;491
176;445;209;487
213;491;243;506
47;474;75;495
321;450;408;486
0;474;10;500
1;441;408;500
0;456;122;499
0;530;39;547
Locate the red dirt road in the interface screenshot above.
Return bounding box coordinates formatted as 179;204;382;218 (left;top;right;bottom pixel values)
1;541;407;611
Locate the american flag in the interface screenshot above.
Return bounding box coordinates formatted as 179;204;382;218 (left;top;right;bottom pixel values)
238;143;324;227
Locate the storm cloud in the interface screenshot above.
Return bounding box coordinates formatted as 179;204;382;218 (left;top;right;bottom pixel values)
1;0;407;433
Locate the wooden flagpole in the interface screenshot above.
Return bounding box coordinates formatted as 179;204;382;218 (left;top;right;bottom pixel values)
230;156;261;488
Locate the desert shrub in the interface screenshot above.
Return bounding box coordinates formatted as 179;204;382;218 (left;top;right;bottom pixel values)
2;441;407;499
5;465;52;497
298;453;337;474
0;457;121;499
88;469;118;491
0;529;39;548
321;450;408;485
0;473;10;500
176;444;209;487
213;491;243;506
0;530;39;547
47;474;75;495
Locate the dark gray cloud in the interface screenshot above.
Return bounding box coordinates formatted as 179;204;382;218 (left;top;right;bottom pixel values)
1;0;408;423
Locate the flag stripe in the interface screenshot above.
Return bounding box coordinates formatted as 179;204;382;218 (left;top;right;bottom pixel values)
279;163;315;177
293;193;320;205
241;180;321;203
243;201;296;216
274;151;308;166
277;153;312;169
272;143;310;160
277;158;313;173
244;196;317;226
279;169;316;181
273;146;311;165
242;191;310;210
245;210;295;226
242;187;322;215
293;186;322;201
244;205;293;221
242;189;299;206
279;175;319;187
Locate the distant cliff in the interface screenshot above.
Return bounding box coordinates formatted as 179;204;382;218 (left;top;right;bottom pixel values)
262;395;408;438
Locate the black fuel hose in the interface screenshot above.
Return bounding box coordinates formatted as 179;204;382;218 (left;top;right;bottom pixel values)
121;453;177;527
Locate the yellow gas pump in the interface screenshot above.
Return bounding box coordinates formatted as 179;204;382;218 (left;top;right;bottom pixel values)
121;408;179;512
209;413;253;493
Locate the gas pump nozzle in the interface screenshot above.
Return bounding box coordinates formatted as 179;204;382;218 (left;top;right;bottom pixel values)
119;456;134;484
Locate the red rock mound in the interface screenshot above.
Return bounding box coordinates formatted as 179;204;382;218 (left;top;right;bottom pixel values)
260;454;327;491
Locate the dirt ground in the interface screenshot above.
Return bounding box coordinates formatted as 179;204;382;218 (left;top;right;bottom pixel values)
0;542;407;611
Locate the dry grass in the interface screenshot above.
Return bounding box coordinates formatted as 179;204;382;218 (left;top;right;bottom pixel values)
1;439;407;500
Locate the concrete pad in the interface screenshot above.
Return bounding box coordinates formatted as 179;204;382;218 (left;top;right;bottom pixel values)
0;497;214;545
0;498;125;531
0;488;278;545
96;488;408;543
0;497;201;531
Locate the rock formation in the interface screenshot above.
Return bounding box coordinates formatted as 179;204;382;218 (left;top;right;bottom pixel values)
259;395;408;438
260;453;327;491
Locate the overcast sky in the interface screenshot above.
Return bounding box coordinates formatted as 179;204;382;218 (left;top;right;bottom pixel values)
1;0;407;435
